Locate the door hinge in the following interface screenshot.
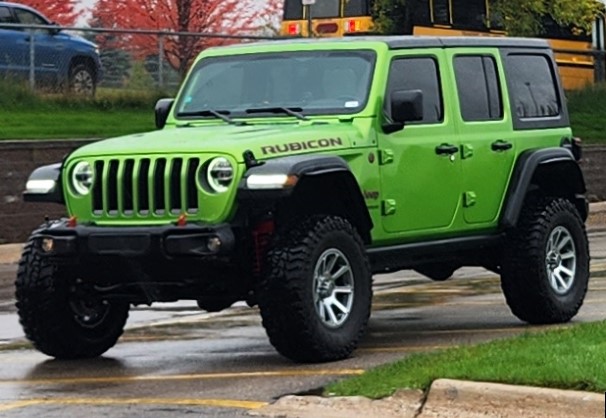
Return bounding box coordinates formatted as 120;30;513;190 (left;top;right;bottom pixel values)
464;191;477;207
462;143;474;159
379;149;394;165
382;199;397;216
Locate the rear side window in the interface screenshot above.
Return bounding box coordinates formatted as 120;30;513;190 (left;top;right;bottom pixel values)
506;54;560;119
454;55;502;122
386;57;443;124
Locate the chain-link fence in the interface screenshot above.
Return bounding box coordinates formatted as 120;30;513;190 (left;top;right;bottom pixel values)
2;22;606;95
0;23;278;95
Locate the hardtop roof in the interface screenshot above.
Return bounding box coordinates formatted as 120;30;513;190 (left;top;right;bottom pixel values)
226;35;550;51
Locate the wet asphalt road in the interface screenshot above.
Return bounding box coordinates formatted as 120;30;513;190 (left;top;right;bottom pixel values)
0;230;604;417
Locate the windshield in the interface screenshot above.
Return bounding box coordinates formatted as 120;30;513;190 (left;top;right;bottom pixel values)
176;50;376;120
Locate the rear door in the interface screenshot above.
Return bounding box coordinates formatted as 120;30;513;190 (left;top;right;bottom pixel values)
446;48;516;225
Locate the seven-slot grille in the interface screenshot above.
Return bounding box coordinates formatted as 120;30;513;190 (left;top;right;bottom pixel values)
90;157;201;217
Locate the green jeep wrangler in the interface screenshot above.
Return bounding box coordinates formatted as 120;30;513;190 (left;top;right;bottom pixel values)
18;36;589;363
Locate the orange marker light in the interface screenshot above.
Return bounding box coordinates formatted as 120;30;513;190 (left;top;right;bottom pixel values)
67;216;77;228
177;213;187;227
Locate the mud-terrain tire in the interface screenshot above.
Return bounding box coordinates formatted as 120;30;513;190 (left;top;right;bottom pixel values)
501;197;589;324
15;230;129;359
258;215;372;363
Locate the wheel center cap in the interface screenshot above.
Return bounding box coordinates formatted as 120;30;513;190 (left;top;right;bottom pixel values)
546;252;561;270
318;277;335;299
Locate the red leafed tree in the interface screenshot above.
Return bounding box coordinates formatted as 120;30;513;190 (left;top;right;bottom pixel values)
17;1;81;26
91;0;282;76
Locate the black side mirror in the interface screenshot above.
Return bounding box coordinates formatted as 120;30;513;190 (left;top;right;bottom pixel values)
48;22;61;35
391;89;423;123
155;98;174;129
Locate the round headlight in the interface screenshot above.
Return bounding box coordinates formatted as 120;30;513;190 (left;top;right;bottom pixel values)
71;161;94;196
206;157;233;193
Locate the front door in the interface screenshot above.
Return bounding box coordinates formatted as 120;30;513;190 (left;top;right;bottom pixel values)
378;50;462;235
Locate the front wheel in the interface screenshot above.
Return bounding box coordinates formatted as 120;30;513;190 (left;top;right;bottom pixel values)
258;215;372;363
69;64;96;96
501;197;589;324
15;234;129;359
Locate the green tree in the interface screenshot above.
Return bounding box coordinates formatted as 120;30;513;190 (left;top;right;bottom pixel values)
492;0;604;36
371;0;604;36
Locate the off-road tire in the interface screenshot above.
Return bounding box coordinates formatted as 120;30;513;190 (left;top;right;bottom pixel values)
15;229;129;359
258;215;372;363
501;197;589;324
69;63;96;96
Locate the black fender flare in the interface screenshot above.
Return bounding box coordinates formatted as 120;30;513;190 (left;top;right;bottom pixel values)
500;148;587;228
238;155;373;242
22;162;64;204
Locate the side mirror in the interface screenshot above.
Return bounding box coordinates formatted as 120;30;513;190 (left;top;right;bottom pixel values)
391;89;423;123
48;22;61;35
155;98;175;129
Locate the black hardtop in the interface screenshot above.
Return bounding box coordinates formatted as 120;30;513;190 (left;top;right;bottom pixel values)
230;35;550;51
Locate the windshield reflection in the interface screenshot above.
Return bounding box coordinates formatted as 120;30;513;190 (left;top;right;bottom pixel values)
176;50;376;120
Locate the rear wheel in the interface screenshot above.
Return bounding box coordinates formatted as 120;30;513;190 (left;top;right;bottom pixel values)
15;232;128;359
501;197;589;324
258;215;372;363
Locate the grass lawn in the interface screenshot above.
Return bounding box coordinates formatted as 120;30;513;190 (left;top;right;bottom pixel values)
0;109;154;139
567;84;606;144
327;320;606;398
1;83;606;142
0;85;163;140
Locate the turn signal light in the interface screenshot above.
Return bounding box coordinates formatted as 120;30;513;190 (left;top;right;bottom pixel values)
346;19;360;33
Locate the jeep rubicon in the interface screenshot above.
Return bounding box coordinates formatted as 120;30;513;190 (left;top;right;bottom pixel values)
18;37;589;362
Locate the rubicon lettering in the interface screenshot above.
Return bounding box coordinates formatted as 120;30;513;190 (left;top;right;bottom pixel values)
261;138;343;155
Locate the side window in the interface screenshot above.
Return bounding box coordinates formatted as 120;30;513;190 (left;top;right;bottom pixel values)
0;6;14;23
14;8;46;26
454;55;503;122
386;57;443;124
506;54;560;119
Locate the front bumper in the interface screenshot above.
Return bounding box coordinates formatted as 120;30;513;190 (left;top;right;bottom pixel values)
33;221;236;258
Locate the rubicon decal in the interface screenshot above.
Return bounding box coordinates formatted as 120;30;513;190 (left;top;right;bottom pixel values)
261;138;344;155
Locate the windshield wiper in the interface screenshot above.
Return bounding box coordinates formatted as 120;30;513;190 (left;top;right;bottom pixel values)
177;109;246;125
245;106;309;121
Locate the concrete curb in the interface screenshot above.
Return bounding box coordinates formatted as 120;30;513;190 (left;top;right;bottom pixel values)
252;379;603;418
1;202;604;265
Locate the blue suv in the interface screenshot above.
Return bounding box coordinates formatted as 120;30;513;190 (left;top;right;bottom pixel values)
0;2;102;95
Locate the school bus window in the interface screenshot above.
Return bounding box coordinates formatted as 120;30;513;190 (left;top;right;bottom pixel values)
344;0;370;17
432;0;451;25
310;0;340;18
283;0;303;20
452;0;486;29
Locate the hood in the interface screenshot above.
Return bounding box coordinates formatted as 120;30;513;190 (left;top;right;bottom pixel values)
60;31;97;50
69;122;362;163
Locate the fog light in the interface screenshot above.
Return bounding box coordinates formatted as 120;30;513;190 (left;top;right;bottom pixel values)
41;238;54;253
207;237;222;253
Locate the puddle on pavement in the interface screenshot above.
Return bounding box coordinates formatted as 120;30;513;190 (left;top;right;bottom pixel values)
372;276;502;310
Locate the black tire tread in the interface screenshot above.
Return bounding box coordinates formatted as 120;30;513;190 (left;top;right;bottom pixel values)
258;215;372;363
501;197;589;324
15;226;129;359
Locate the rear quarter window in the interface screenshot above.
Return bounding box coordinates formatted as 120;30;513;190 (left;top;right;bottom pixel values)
503;51;569;130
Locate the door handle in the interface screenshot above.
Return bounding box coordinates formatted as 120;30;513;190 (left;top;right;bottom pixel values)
491;140;512;152
435;143;459;156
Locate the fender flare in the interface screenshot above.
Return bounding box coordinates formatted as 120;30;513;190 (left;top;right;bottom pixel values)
238;154;373;241
500;148;587;228
23;162;64;204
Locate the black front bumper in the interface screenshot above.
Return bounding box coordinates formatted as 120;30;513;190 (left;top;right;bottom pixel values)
33;221;236;258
